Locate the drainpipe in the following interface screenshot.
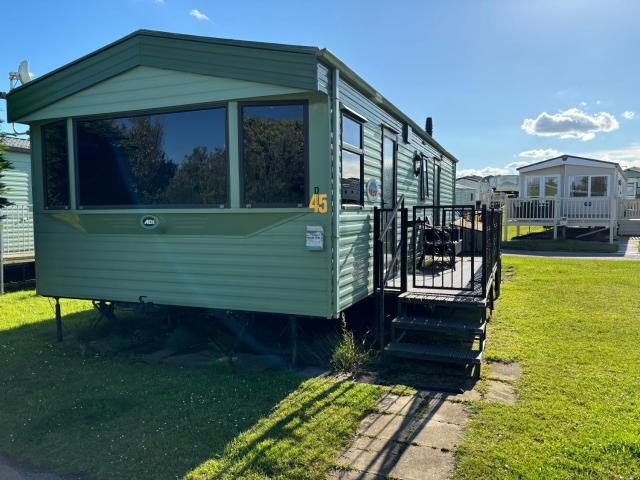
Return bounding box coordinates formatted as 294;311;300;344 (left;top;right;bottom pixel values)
331;67;341;318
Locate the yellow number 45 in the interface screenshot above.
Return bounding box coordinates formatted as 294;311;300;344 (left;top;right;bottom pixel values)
309;193;328;213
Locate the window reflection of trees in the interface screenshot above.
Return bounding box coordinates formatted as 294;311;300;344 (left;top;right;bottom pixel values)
242;110;305;206
43;121;70;208
77;110;227;207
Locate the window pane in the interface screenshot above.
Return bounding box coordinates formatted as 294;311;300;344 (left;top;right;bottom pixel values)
341;150;362;205
570;176;589;197
77;107;228;207
420;157;429;200
342;115;362;149
526;176;540;197
42;121;70;209
544;176;558;197
241;104;306;206
591;176;608;196
382;136;395;206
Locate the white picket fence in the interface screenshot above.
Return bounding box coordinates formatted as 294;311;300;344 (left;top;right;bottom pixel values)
621;199;640;218
1;204;34;257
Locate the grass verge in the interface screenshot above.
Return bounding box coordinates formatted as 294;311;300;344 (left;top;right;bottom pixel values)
454;257;640;479
0;291;382;480
502;238;618;253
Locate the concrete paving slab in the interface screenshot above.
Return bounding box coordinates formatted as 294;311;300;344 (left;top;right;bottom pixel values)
375;393;424;416
410;418;463;450
390;446;454;480
485;379;517;404
488;362;522;382
422;399;469;426
358;413;417;442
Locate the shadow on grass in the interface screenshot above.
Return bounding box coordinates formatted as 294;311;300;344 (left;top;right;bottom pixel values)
0;304;306;480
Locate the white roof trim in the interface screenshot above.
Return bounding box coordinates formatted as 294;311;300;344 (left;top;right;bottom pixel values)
519;155;622;174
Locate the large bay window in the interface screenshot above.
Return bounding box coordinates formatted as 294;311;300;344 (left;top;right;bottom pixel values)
569;175;608;197
240;102;307;207
76;106;228;208
42;121;70;209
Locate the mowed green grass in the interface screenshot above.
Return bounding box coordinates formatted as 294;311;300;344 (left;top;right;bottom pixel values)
0;292;382;480
455;257;640;479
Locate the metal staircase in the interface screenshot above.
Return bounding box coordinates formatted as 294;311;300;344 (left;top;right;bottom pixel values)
374;203;501;377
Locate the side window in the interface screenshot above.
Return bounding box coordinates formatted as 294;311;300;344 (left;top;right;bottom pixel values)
42;121;70;209
526;176;541;197
420;155;429;201
240;102;307;207
340;114;364;206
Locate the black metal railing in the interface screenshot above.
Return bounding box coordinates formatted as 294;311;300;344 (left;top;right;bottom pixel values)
412;205;478;292
481;205;502;298
411;204;501;298
373;201;502;348
373;196;407;349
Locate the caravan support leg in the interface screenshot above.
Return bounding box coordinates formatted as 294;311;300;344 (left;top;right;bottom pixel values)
290;316;298;367
55;297;62;342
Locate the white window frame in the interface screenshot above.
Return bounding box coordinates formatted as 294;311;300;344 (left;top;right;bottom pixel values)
523;174;560;198
567;174;610;197
524;175;541;198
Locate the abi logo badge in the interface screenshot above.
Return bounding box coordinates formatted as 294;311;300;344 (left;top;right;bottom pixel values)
141;215;159;230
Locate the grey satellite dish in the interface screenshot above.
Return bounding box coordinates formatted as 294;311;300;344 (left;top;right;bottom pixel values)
9;60;33;89
17;61;32;84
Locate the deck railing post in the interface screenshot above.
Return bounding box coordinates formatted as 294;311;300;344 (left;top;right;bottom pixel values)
481;204;488;299
400;203;408;293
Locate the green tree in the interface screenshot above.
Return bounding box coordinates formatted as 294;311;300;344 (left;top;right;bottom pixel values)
0;126;14;217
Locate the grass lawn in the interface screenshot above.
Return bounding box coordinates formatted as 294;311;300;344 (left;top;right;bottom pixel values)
455;256;640;479
0;291;382;480
502;238;619;253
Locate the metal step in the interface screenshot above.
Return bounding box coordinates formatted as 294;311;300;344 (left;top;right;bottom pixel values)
398;292;488;308
384;342;482;365
392;314;486;336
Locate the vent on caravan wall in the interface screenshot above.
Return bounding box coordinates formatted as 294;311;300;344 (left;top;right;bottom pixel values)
425;117;433;137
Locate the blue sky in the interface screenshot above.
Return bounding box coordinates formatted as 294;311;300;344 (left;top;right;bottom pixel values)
2;0;639;174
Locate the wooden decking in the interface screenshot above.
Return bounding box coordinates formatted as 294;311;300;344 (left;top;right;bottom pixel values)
2;251;35;265
387;256;484;298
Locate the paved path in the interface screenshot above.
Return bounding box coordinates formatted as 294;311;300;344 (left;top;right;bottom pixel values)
330;389;477;480
503;236;640;260
331;362;521;480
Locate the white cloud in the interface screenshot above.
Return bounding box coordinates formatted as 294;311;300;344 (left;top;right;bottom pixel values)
457;166;514;177
623;111;635;120
190;9;209;20
580;145;640;169
521;108;619;141
518;148;562;159
505;160;532;169
579;101;587;107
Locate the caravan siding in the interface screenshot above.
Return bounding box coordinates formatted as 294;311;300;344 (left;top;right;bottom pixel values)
336;77;455;311
4;149;32;205
29;68;334;318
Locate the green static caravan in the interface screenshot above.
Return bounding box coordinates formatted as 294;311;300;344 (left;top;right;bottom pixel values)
6;30;457;320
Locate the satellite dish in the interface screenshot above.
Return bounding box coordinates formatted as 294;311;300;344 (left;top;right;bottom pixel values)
8;60;33;89
17;61;32;84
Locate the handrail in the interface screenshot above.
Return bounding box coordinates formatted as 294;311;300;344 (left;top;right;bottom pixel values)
381;237;403;286
378;195;405;241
